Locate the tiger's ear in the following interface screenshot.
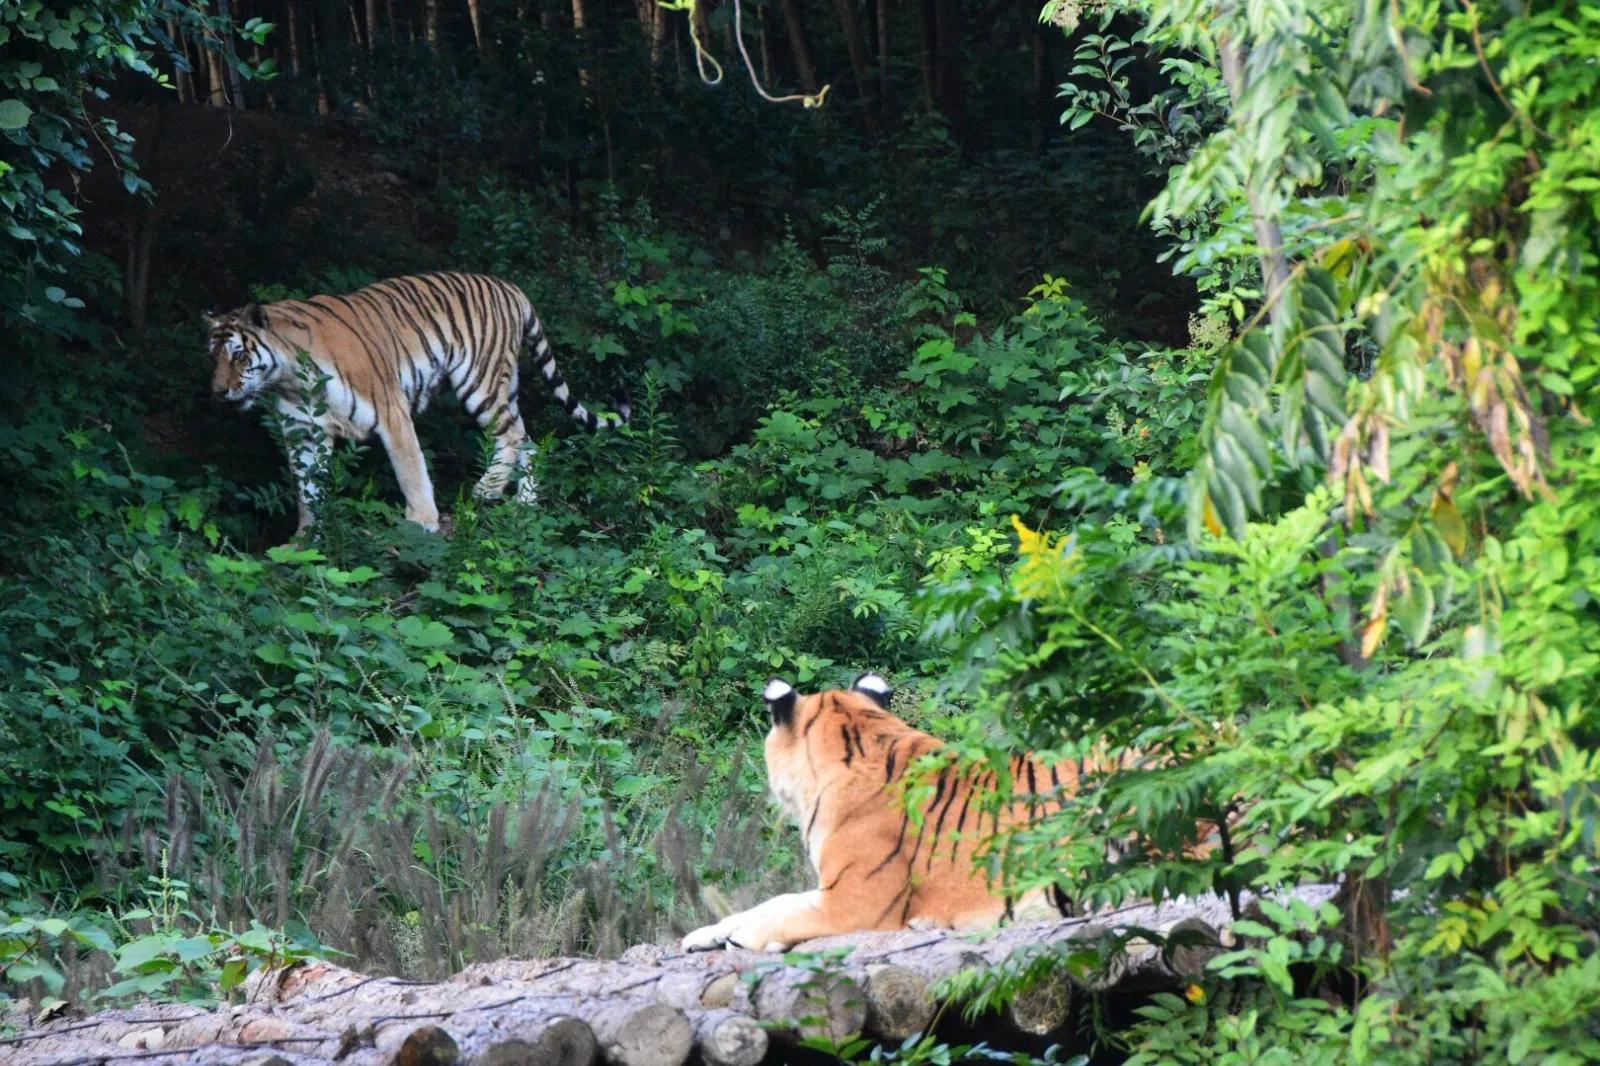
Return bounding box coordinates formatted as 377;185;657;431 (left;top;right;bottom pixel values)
851;672;892;709
246;303;268;329
763;677;797;727
202;310;222;330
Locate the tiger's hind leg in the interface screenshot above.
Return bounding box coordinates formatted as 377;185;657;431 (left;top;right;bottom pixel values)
471;381;534;506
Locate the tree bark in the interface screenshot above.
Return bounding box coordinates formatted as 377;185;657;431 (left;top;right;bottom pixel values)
204;45;229;108
216;0;248;108
916;0;936;109
876;0;891;112
283;0;304;74
424;0;442;46
833;0;879;132
932;0;963;130
1216;29;1289;327
777;0;819;95
466;0;489;54
164;19;195;103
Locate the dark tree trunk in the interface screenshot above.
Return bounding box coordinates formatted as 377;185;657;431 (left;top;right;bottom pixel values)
833;0;879;131
916;0;936;109
777;0;819;94
217;0;248;108
876;0;891;112
466;0;489;54
167;19;195;102
933;0;963;131
424;0;441;46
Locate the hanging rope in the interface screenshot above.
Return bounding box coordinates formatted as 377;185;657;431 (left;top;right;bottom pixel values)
660;0;830;108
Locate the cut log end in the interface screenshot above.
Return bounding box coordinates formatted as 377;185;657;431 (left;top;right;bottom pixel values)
692;1010;768;1066
534;1015;601;1066
590;1002;693;1066
384;1023;460;1066
1005;975;1074;1036
1162;917;1223;981
862;965;935;1041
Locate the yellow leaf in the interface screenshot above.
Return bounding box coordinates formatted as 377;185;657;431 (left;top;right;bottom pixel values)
1431;494;1468;557
1361;612;1387;659
1185;983;1206;1004
1202;494;1223;537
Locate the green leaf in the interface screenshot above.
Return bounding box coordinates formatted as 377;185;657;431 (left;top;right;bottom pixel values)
0;99;33;130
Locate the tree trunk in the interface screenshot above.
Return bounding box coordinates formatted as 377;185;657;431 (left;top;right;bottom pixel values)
424;0;441;46
1026;0;1050;146
833;0;879;131
166;20;195;102
205;45;229;107
308;0;333;114
1217;30;1290;324
777;0;819;95
216;0;248;108
366;0;380;50
347;0;366;53
759;3;772;85
467;0;489;54
284;0;305;76
876;0;891;112
916;0;936;109
933;0;963;130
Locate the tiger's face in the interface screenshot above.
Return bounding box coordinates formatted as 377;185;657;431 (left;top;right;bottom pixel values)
760;673;896;823
206;305;284;408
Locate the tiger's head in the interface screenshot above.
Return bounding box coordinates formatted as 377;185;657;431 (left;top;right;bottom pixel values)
206;303;285;408
759;673;898;823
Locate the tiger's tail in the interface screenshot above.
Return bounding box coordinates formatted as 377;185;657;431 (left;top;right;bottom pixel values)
524;314;632;432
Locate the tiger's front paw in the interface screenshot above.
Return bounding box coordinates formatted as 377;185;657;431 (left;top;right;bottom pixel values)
405;507;441;533
682;922;732;952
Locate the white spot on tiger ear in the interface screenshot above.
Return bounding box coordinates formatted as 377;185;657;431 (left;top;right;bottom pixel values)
852;673;890;695
763;678;795;702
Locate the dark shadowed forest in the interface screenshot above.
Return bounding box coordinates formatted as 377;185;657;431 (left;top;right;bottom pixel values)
2;0;1598;1061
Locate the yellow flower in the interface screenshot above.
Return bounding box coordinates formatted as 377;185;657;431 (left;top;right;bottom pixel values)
1010;515;1076;600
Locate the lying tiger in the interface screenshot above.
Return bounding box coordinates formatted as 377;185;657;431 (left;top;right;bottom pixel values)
683;673;1148;953
207;271;629;536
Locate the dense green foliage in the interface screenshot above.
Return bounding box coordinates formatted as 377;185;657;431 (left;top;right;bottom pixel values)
3;0;1598;1061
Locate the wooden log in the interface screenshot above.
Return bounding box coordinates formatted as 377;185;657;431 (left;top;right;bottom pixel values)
1004;975;1073;1037
1161;917;1225;982
1;885;1339;1066
736;959;865;1045
585;1001;692;1066
861;964;934;1041
449;1012;597;1066
163;1008;360;1058
254;960;692;1066
458;958;731;1014
2;1034;327;1066
463;953;925;1045
375;1021;460;1065
686;1008;766;1066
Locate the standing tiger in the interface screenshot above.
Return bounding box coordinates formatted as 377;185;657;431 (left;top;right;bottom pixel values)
207;271;629;536
682;673;1134;953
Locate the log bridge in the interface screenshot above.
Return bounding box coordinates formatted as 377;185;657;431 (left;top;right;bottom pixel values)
2;886;1337;1066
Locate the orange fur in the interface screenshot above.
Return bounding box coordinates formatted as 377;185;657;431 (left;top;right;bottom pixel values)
207;271;628;537
681;675;1128;953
